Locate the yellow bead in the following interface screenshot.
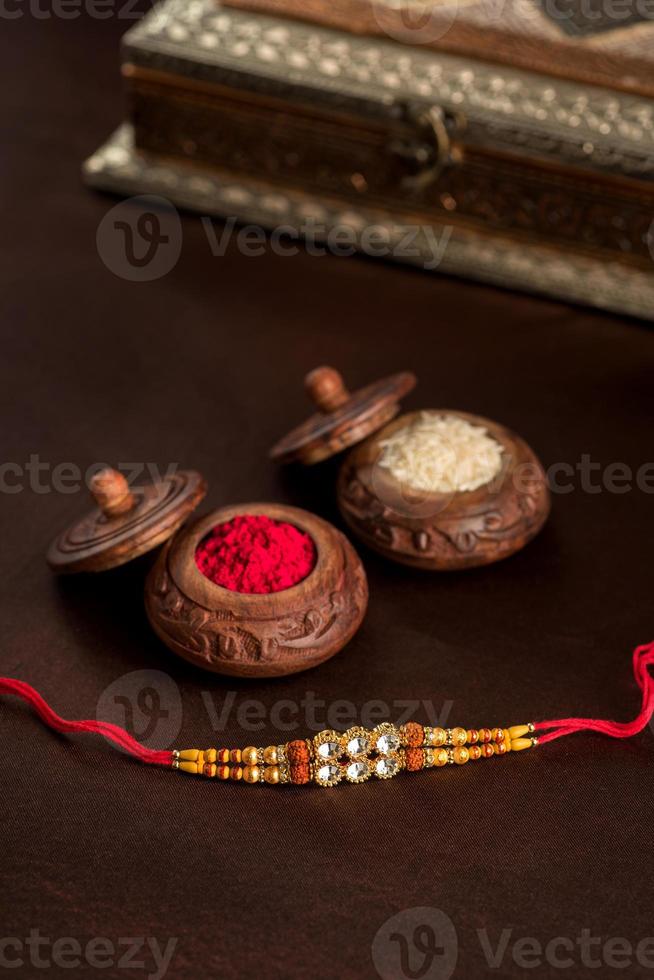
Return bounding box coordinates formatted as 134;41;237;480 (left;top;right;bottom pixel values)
264;766;280;784
243;765;261;784
511;737;534;751
178;762;198;774
263;745;278;765
196;751;205;767
508;725;530;739
451;727;467;746
178;749;199;762
453;746;470;765
432;728;447;746
206;748;217;763
503;729;512;750
434;748;449;767
242;746;259;767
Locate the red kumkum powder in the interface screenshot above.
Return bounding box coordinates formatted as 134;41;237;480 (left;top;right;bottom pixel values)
195;514;317;594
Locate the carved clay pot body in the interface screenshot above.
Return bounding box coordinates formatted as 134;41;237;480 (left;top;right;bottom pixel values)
145;503;369;677
337;410;551;570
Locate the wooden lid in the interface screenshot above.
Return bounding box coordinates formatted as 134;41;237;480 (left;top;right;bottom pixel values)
270;366;417;465
47;467;207;573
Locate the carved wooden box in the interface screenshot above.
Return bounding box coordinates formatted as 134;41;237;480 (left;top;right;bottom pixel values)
144;503;368;677
48;470;368;677
271;368;550;570
86;0;654;318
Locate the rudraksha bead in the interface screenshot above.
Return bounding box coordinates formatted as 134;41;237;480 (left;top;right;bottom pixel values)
405;748;425;771
287;740;310;765
289;762;311;784
403;722;424;747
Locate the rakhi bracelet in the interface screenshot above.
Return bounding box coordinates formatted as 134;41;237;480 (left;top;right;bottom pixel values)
1;640;653;789
170;722;534;786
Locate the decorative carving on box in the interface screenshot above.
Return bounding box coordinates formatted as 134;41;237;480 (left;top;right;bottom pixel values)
336;411;551;569
144;503;369;677
220;0;654;101
130;86;653;262
84;126;654;320
123;0;654;176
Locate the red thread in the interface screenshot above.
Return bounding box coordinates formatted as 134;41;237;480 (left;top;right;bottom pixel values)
0;678;172;766
195;514;316;594
534;641;654;744
2;642;652;768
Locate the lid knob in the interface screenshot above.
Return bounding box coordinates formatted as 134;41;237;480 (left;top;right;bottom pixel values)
89;467;136;518
305;366;350;414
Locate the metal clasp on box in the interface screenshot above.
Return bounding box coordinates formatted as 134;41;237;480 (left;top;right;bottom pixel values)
388;101;465;193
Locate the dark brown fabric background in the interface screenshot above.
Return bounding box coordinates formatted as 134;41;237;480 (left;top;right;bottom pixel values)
2;9;654;980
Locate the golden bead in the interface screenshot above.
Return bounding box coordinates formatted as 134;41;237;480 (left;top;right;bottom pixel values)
263;765;280;784
453;746;470;765
432;728;446;746
242;746;259;767
243;765;261;784
451;727;467;746
434;748;449;767
263;745;278;765
206;748;217;763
